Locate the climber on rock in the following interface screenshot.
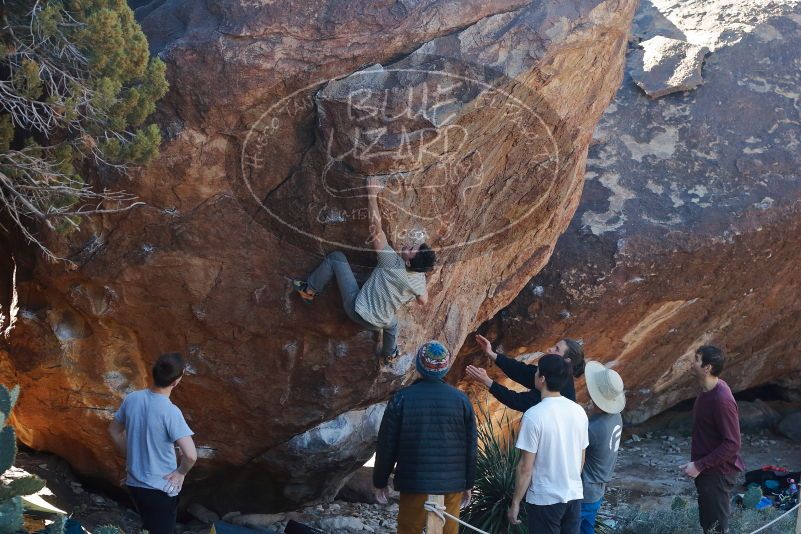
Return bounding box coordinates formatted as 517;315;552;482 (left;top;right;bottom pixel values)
465;334;586;411
293;176;436;363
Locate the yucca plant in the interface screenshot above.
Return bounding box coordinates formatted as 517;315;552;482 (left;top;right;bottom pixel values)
460;403;527;534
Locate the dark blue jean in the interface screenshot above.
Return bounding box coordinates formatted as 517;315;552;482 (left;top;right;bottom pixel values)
580;497;603;534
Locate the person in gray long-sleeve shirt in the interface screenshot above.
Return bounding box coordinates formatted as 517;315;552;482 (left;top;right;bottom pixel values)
580;362;626;534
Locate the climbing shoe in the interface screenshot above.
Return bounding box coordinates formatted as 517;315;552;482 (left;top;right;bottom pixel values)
382;347;401;366
292;279;315;303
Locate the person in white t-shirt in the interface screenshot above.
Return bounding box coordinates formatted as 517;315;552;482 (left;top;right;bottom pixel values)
508;354;589;534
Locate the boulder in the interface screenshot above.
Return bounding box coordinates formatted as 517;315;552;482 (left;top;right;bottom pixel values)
775;376;801;402
336;467;379;504
0;0;637;510
738;400;781;433
777;412;801;442
243;404;386;512
630;36;709;98
318;516;367;532
461;0;801;424
187;503;220;524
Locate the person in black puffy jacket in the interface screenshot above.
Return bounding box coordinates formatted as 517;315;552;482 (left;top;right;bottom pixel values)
373;340;477;534
465;334;586;412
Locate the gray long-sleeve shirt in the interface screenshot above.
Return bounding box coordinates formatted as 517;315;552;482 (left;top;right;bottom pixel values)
581;412;623;502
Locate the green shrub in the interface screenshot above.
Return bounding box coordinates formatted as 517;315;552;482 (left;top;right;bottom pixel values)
611;496;794;533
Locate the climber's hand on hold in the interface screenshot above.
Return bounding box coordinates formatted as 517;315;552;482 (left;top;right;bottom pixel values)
366;177;383;196
365;178;388;251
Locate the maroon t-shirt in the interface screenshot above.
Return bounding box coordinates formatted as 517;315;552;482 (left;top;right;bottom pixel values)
691;379;745;474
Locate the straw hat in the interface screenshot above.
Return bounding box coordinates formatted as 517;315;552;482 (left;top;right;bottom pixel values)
584;361;626;414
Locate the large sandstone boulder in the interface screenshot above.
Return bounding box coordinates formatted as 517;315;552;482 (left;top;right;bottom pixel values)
463;0;801;424
777;412;801;442
0;0;636;511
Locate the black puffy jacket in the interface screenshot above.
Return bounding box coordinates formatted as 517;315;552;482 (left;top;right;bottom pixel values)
373;378;477;494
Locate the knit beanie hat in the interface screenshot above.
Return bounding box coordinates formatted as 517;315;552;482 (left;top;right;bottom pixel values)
415;341;451;379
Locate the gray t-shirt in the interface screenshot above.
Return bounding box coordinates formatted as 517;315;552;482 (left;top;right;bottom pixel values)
355;244;426;328
114;389;193;491
581;412;622;503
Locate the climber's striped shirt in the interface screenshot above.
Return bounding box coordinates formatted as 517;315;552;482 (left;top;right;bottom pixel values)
355;244;426;329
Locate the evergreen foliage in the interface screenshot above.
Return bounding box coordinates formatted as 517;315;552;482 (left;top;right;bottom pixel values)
0;0;168;258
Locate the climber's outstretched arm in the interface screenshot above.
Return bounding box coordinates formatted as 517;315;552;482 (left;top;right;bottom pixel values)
366;177;388;252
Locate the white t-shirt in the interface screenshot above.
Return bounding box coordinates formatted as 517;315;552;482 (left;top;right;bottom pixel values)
516;396;589;505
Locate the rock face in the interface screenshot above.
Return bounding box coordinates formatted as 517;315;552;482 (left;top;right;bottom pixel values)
465;0;801;424
630;36;709;97
737;400;781;433
777;412;801;441
0;0;636;511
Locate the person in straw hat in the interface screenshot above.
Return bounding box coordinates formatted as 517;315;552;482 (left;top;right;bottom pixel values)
579;362;625;534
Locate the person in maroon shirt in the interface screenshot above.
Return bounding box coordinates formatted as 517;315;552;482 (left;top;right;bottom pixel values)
680;345;745;534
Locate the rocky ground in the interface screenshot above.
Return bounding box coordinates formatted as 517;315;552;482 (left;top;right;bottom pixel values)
9;402;801;534
9;449;142;533
610;424;801;513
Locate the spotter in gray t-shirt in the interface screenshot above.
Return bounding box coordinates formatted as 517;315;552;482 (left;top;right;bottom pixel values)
114;389;193;492
581;412;623;503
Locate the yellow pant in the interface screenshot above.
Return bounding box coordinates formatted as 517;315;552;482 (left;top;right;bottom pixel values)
397;492;462;534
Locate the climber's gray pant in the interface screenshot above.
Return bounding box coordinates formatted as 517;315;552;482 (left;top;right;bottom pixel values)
306;251;398;357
